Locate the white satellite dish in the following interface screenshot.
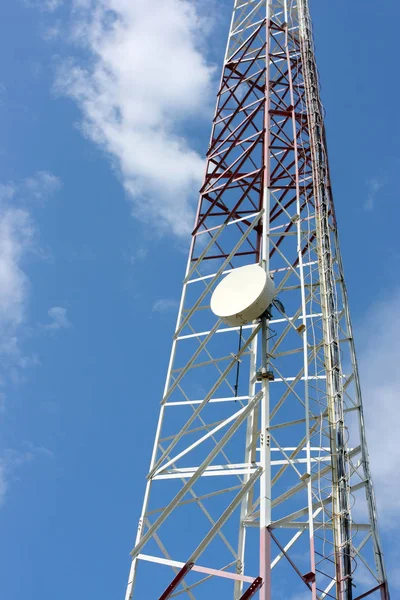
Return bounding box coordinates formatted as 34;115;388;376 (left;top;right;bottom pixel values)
210;264;275;327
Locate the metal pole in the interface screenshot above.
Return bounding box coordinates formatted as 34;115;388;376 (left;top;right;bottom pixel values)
260;5;272;596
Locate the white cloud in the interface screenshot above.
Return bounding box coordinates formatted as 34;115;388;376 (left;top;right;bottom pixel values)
55;0;216;237
389;562;400;589
364;177;384;211
23;0;63;12
153;298;178;314
44;0;63;11
0;202;34;333
356;288;400;526
128;246;147;265
42;20;62;41
0;444;53;506
0;183;17;203
45;306;72;330
0;172;61;393
0;464;7;504
23;171;62;200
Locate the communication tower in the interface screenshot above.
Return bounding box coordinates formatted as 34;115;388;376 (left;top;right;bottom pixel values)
125;1;390;598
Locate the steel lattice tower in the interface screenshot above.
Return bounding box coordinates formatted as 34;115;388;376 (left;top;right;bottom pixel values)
124;1;389;599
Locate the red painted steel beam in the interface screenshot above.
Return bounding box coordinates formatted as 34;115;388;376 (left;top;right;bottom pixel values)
192;250;256;262
201;132;263;196
354;583;387;600
213;25;266;122
239;577;263;600
209;69;266;155
158;562;194;600
190;6;320;284
194;171;261;236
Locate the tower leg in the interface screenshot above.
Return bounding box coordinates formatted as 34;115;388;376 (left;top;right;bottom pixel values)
260;316;271;600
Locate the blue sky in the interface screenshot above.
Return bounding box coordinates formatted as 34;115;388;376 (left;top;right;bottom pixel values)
0;0;399;598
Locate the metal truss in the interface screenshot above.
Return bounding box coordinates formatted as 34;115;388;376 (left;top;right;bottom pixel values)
125;1;390;599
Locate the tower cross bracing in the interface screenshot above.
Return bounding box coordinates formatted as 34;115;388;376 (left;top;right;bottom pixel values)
124;1;390;599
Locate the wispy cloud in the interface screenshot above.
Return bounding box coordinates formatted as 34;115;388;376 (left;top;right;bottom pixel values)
41;20;62;42
54;0;216;237
0;444;53;506
22;0;63;12
128;247;147;265
0;464;7;505
0;172;61;397
356;288;400;526
152;298;178;314
44;0;63;11
0;199;34;332
364;177;384;211
23;171;62;201
44;306;72;330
